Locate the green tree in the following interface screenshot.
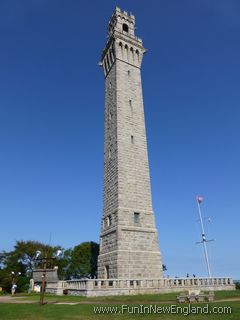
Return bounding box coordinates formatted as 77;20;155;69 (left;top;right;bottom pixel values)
0;268;12;293
0;240;100;292
12;240;63;273
57;248;72;280
0;240;63;292
67;242;99;279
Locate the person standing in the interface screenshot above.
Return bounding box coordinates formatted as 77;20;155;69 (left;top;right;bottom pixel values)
11;284;17;296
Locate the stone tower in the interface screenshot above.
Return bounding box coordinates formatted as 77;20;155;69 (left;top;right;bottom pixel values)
97;7;163;279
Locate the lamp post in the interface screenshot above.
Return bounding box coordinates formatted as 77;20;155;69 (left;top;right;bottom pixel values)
34;250;62;305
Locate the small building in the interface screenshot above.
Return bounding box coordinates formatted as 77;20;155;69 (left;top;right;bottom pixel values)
33;267;59;284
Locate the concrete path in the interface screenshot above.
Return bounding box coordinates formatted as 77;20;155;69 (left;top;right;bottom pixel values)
0;296;35;304
1;295;240;305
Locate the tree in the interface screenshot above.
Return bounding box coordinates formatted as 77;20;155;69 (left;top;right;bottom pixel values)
0;240;100;292
67;242;99;279
235;282;240;290
12;240;63;273
0;268;12;293
56;248;72;280
0;240;63;292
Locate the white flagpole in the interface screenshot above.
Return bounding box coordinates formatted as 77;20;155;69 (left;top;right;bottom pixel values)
197;196;212;278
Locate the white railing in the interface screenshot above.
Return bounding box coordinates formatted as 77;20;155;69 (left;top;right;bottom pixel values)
46;277;234;292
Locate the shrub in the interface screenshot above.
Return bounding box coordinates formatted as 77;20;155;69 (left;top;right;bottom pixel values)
235;282;240;290
63;289;68;295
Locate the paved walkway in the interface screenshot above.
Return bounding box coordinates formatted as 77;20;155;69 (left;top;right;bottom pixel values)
0;296;35;304
1;295;240;305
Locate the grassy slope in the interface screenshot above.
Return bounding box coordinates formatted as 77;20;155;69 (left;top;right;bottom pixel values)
0;290;239;320
0;302;239;320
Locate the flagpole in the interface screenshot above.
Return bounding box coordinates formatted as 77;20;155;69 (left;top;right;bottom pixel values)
197;196;212;278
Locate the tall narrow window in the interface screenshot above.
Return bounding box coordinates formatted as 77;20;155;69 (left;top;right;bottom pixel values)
119;42;123;57
136;50;140;62
107;215;112;227
129;99;133;112
134;212;140;224
131;135;134;144
105;265;110;279
128;70;131;76
124;44;129;61
130;47;134;61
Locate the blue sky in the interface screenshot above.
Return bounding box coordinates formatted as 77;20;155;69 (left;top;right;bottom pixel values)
0;0;239;279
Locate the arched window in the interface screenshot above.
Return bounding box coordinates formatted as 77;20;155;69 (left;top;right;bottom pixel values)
136;50;140;62
107;215;112;226
130;47;134;61
119;42;123;56
123;23;129;33
124;44;129;60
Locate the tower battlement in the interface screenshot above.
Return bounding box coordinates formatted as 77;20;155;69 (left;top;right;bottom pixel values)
108;7;136;38
100;7;145;77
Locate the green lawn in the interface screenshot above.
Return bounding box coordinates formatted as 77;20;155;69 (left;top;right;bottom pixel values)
214;290;240;299
15;290;240;303
0;302;239;320
0;290;239;320
15;291;178;303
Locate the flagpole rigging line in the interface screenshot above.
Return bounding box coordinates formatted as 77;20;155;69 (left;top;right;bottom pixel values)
197;196;212;278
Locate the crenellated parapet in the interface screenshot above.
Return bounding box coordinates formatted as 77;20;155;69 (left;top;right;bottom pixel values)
100;7;146;77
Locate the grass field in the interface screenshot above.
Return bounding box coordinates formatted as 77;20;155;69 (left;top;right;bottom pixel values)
0;290;239;320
